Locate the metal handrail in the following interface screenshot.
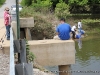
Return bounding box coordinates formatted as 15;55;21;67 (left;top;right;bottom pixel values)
9;27;15;75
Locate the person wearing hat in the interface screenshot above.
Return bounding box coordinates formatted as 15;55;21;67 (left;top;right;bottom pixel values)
56;18;71;40
4;7;11;40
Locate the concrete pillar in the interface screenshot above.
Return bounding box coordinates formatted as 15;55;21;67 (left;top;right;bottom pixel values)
25;28;32;40
11;21;17;40
59;65;71;75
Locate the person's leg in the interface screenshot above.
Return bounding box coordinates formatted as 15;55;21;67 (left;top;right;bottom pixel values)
72;31;76;39
6;25;10;40
8;25;11;38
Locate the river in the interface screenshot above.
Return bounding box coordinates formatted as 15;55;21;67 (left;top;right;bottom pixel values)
45;30;100;75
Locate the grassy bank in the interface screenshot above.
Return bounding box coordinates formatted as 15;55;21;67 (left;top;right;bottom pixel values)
0;0;6;7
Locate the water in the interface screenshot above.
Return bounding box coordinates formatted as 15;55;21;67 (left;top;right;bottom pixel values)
71;36;100;75
45;32;100;75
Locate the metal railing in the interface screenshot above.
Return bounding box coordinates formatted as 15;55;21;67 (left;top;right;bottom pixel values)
9;27;15;75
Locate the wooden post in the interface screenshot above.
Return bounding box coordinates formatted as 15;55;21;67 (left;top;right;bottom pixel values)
25;28;32;40
58;65;71;75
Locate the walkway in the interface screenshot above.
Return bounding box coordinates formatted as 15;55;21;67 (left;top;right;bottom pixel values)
0;19;10;48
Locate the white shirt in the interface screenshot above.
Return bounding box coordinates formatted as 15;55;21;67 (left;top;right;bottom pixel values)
78;22;82;28
71;26;76;31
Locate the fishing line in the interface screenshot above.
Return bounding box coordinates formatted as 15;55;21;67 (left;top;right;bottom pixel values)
0;26;5;31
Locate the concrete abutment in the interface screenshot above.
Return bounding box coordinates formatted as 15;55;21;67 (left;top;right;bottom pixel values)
11;17;75;75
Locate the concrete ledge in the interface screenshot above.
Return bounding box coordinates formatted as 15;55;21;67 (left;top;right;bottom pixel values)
1;39;75;66
20;17;34;28
29;39;75;66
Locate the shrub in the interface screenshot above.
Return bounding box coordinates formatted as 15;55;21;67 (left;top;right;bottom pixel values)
55;0;70;19
21;0;32;6
32;0;52;13
19;6;34;17
25;39;35;62
30;14;55;40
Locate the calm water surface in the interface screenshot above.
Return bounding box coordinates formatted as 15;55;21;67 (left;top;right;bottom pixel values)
45;33;100;75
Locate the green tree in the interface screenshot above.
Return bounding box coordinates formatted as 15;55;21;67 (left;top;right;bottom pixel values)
68;0;89;13
55;0;70;18
21;0;33;6
68;0;88;6
32;0;52;13
88;0;100;14
51;0;59;10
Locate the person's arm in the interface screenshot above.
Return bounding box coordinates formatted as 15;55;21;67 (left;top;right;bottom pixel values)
74;26;77;31
8;14;11;25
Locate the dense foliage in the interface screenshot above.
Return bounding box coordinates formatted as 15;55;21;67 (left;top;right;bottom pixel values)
32;0;52;13
20;0;100;40
30;14;55;40
55;0;70;18
21;0;100;14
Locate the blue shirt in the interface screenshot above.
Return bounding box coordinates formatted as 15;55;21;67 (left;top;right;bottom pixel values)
56;23;71;40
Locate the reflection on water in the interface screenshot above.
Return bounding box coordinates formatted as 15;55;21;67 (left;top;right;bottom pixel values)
71;34;100;75
45;33;100;75
77;38;82;49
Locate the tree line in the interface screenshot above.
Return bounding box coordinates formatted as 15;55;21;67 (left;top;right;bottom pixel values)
21;0;100;14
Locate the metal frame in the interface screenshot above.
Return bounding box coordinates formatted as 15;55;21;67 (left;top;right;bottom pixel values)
9;27;15;75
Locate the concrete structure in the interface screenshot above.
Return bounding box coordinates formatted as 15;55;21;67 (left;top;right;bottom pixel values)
2;39;75;66
1;39;75;75
11;21;17;40
28;40;75;66
29;40;75;75
11;17;34;40
20;17;34;28
10;18;75;75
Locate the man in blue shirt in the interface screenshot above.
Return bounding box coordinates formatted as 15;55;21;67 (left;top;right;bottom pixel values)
56;18;71;40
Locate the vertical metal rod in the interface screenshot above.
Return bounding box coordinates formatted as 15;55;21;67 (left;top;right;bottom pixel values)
16;0;20;63
16;0;20;39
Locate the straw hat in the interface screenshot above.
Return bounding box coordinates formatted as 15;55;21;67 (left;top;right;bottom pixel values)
5;7;9;11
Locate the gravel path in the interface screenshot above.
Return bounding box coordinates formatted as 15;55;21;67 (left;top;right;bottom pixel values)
0;54;10;75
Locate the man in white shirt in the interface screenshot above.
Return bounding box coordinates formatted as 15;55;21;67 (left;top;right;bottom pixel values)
71;25;77;39
78;20;82;32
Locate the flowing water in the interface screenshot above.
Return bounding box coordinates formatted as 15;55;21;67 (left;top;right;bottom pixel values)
45;31;100;75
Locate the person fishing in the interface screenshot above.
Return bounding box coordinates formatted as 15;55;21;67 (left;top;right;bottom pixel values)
4;7;11;40
71;24;77;39
75;30;85;49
